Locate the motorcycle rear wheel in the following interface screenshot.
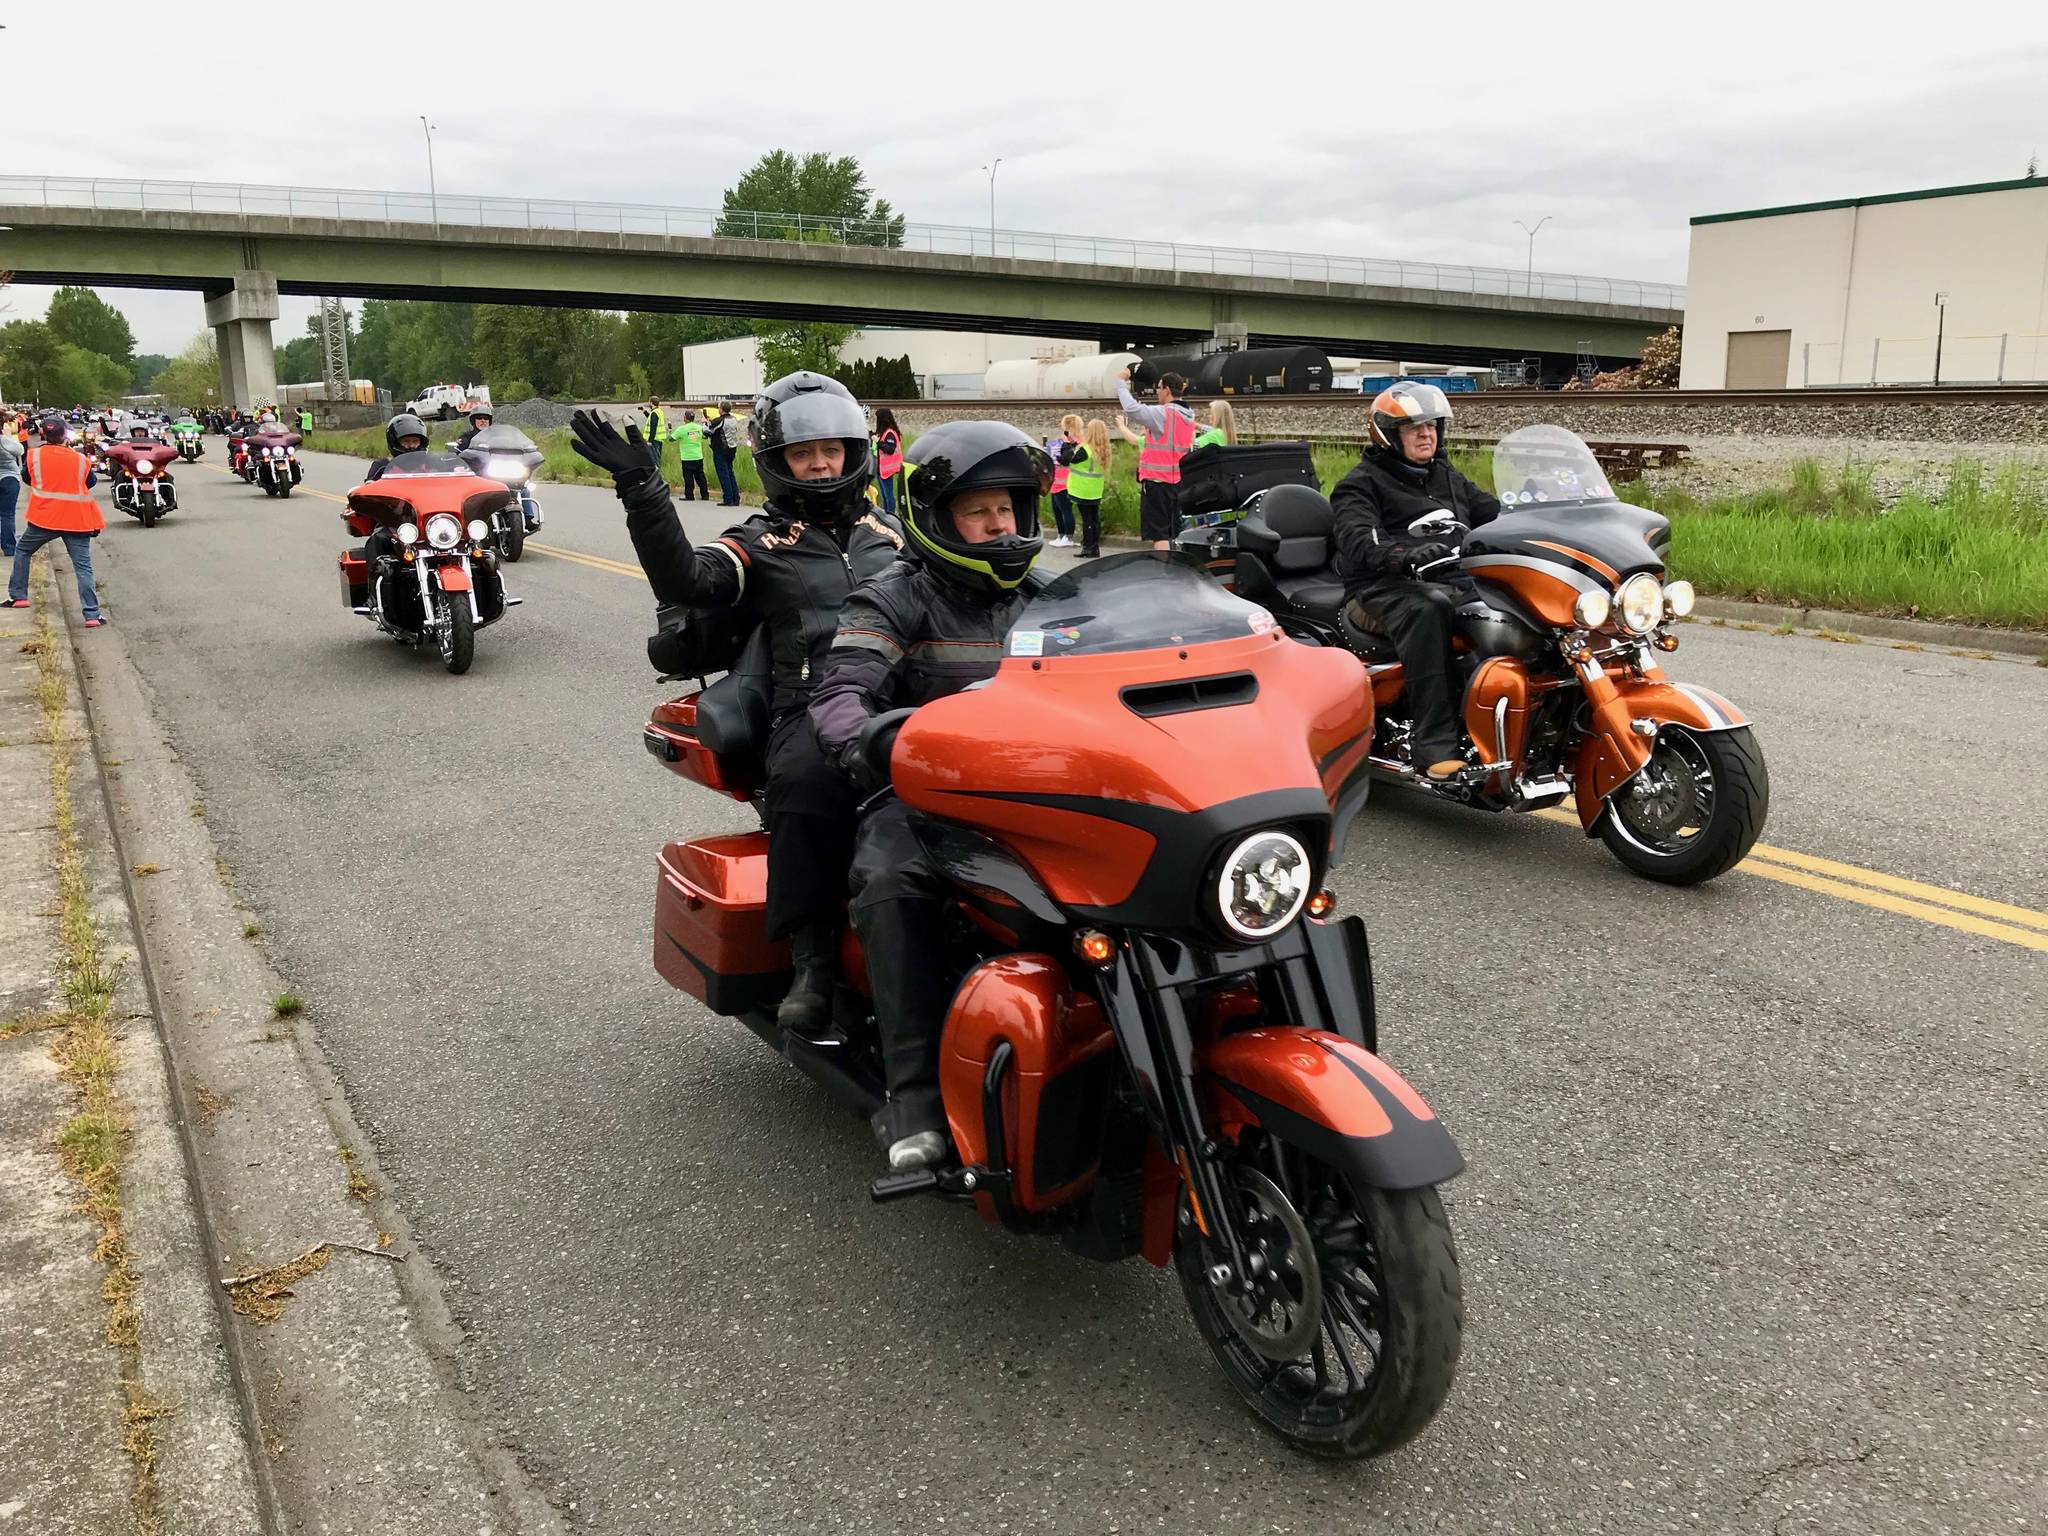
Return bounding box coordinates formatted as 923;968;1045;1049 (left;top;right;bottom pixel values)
1597;725;1768;885
437;594;474;675
1176;1141;1462;1459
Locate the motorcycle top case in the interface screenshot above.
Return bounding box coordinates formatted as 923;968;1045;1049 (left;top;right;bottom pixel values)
654;832;790;1017
1175;440;1319;517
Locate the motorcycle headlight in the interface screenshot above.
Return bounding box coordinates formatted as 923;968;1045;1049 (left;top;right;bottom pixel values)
1215;830;1312;942
426;513;462;550
397;521;420;546
483;456;526;481
467;518;490;542
1617;573;1664;635
1571;588;1611;630
1664;579;1696;618
136;461;155;475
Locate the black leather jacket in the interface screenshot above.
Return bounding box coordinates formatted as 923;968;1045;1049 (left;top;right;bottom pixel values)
809;558;1030;754
619;472;904;719
1332;447;1502;589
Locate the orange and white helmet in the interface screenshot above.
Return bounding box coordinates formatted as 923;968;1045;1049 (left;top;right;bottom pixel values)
1367;381;1454;455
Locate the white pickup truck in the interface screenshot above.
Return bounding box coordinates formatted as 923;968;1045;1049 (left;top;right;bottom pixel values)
408;383;493;420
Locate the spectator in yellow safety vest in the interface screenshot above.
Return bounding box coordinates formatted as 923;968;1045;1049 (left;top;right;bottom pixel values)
1114;366;1199;549
668;411;710;501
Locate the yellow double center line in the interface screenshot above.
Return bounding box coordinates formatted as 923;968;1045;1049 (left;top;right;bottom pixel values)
210;461;2048;951
1533;808;2048;952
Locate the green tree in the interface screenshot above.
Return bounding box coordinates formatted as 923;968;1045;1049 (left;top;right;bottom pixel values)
716;150;905;248
839;353;919;400
44;286;136;368
130;352;171;392
354;300;476;399
0;320;67;400
754;321;855;380
149;332;222;409
623;311;751;395
46;344;132;404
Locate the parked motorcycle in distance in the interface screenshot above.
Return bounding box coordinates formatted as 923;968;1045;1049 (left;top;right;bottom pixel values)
105;440;181;528
644;553;1464;1458
251;427;304;497
1230;424;1767;885
337;452;520;675
170;416;204;461
457;422;546;562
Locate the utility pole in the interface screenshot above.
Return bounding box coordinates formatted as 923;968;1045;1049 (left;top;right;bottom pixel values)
1933;291;1949;385
980;157;1003;254
420;116;439;231
1514;216;1552;298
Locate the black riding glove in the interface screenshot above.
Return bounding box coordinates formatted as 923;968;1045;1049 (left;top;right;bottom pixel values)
570;409;661;497
833;737;883;797
1403;541;1456;577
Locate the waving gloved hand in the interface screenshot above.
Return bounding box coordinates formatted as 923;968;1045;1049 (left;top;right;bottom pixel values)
570;409;659;491
1403;541;1457;577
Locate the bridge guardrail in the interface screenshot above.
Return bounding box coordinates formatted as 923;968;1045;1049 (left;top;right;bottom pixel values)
0;174;1685;313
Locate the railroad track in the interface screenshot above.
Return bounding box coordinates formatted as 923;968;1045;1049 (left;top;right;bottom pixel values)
866;386;2048;409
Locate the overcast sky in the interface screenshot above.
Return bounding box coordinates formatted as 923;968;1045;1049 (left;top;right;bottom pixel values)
4;0;2045;354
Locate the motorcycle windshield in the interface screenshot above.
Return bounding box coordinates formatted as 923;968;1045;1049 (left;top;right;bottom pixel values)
1007;551;1276;659
1491;425;1620;512
378;450;469;477
469;424;538;455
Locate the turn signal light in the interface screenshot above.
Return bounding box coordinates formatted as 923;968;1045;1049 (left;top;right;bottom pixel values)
1075;930;1115;966
1654;634;1679;652
1306;889;1336;918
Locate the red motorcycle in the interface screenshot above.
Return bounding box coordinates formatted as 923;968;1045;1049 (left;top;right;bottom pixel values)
644;554;1465;1458
338;453;519;675
105;440;180;527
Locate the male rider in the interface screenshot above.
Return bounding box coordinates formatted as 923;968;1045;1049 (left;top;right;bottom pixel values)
572;372;903;1037
1331;381;1500;781
808;421;1049;1171
365;412;431;482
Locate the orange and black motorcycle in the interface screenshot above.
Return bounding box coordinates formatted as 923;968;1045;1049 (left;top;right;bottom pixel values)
644;554;1464;1458
1230;426;1768;885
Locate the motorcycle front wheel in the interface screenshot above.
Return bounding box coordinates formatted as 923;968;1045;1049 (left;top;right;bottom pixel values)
140;505;157;529
1176;1140;1462;1459
499;518;524;562
1597;724;1768;885
437;593;474;675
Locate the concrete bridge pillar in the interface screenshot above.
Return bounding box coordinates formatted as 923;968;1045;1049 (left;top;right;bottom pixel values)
203;270;279;411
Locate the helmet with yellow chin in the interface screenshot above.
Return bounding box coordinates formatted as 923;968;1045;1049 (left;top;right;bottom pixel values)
900;420;1049;598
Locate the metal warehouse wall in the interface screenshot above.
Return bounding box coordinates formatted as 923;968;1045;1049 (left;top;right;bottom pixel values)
1680;179;2048;389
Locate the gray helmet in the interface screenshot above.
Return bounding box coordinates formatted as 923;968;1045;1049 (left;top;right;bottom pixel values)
747;371;872;522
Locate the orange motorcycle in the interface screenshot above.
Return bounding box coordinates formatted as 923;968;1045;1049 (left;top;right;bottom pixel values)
1231;426;1768;885
644;555;1464;1458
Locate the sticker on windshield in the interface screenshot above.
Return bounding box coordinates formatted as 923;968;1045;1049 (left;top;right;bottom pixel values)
1010;630;1046;657
1247;607;1277;634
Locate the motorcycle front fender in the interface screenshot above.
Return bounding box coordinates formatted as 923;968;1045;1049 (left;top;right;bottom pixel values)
1203;1028;1463;1191
1572;675;1750;828
433;564;473;593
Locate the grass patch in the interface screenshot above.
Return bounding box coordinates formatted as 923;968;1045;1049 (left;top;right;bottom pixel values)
241;920;261;939
270;993;303;1018
339;1144;376;1204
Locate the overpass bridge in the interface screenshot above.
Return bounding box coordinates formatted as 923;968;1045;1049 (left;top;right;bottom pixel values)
0;176;1685;409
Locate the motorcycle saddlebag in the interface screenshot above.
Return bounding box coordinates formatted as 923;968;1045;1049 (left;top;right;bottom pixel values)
1176;440;1319;518
337;552;369;610
654;833;789;1017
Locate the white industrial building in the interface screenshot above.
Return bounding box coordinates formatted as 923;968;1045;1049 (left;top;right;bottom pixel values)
1680;176;2048;389
679;329;1101;399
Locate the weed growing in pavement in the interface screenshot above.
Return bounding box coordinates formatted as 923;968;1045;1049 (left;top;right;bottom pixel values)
24;575;165;1533
339;1144;376;1204
241;921;261;939
1772;622;1797;636
271;993;303;1018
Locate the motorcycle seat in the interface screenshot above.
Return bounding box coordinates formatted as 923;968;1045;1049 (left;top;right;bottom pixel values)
1339;604;1401;664
1273;571;1347;617
692;626;772;767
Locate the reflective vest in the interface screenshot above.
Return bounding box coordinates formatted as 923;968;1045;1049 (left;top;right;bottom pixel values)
1137;406;1196;484
1065;445;1106;501
298;409;314;431
877;428;902;479
24;444;100;533
648;408;666;443
1193;426;1226;449
673;421;706;461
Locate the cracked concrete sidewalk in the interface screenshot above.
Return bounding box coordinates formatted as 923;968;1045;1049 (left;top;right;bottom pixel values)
0;574;265;1535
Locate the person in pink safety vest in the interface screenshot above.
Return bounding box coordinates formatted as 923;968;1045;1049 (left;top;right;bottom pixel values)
1114;366;1199;549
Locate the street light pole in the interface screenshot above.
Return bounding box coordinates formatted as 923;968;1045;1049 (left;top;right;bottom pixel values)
1933;291;1949;385
419;115;439;231
1513;216;1552;298
980;157;1003;255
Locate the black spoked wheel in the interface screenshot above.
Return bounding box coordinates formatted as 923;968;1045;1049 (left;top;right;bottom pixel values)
1176;1136;1462;1459
499;517;525;562
437;592;474;675
1598;725;1768;886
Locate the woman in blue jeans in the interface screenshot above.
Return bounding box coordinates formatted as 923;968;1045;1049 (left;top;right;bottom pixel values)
0;415;23;558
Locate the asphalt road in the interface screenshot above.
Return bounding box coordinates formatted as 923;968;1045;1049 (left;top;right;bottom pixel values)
79;449;2046;1534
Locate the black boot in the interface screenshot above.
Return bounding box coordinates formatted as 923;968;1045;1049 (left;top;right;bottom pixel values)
854;898;952;1156
775;924;837;1038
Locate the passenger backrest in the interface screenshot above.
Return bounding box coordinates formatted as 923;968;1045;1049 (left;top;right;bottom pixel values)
1237;483;1336;574
693;625;773;764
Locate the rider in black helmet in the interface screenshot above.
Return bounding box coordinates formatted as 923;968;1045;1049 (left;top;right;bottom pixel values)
809;419;1050;1170
366;412;432;482
571;372;904;1036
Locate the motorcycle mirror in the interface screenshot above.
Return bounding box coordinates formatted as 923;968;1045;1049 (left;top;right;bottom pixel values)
1407;509;1456;536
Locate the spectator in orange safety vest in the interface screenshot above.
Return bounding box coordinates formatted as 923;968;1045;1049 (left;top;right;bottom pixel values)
1113;366;1200;550
6;415;106;625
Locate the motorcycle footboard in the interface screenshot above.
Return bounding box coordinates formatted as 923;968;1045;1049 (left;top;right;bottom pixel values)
654;835;789;1015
